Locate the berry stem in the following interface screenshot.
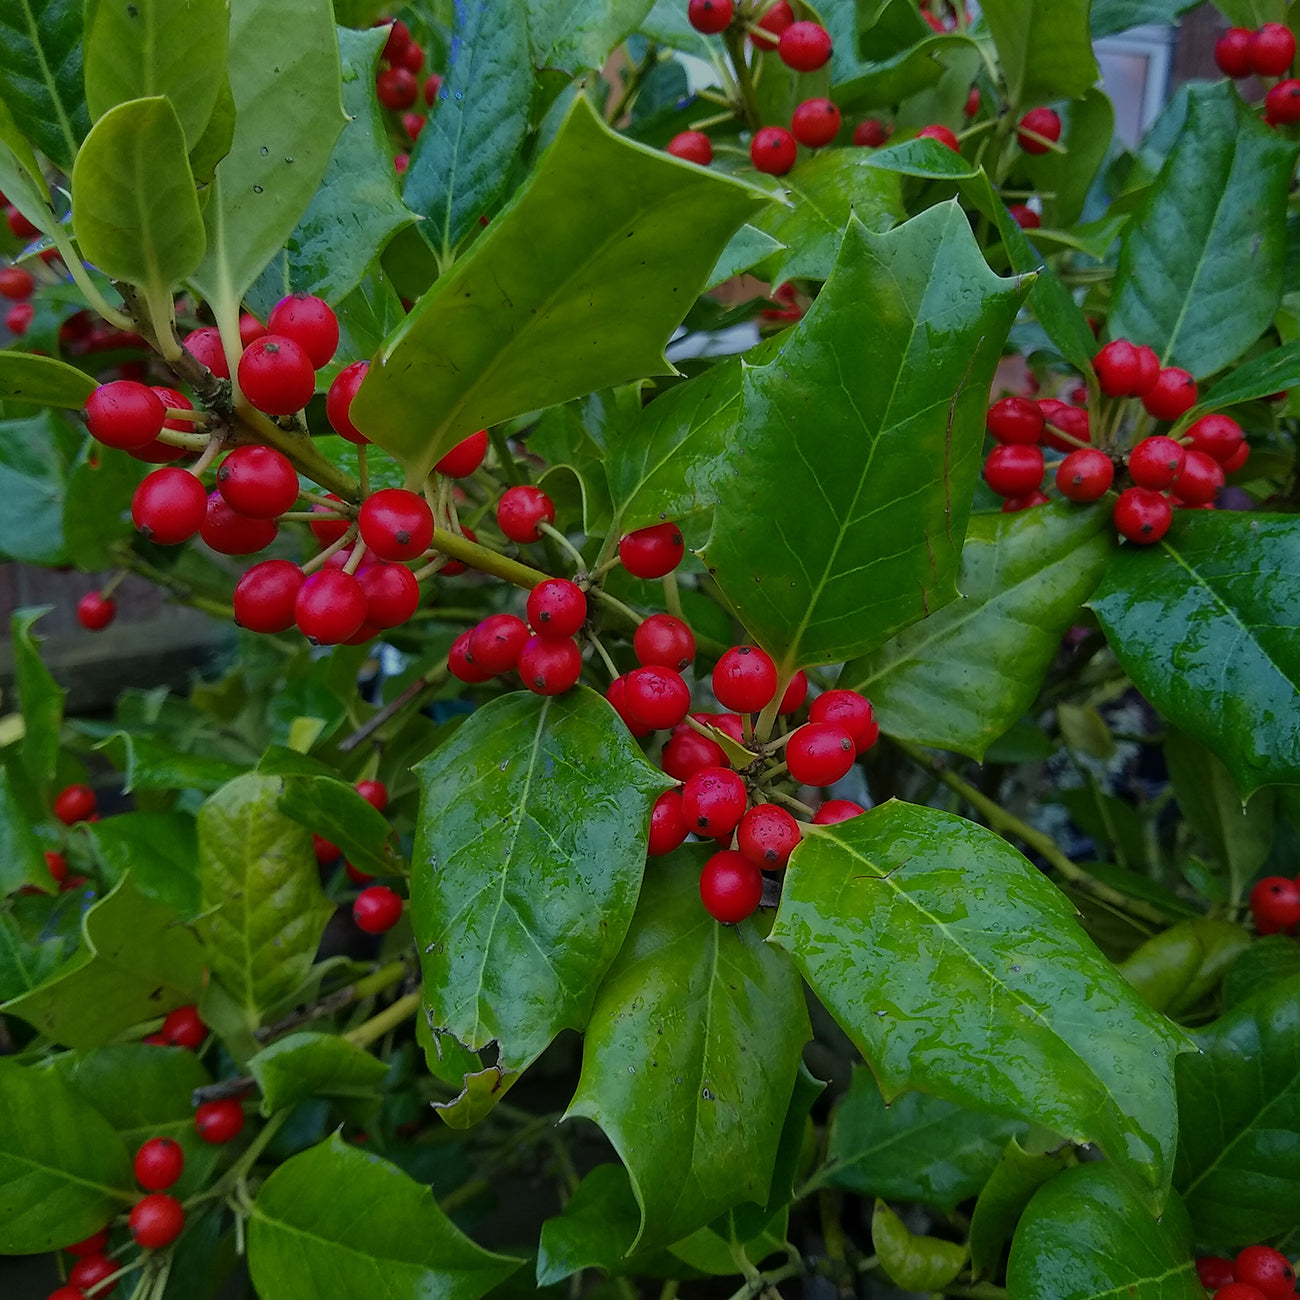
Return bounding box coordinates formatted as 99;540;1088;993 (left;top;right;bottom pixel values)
721;29;763;132
606;40;662;125
1042;420;1092;452
301;527;359;576
538;520;589;570
251;959;413;1042
586;584;644;627
337;666;449;754
343;989;422;1050
430;525;550;589
586;631;619;681
661;570;685;622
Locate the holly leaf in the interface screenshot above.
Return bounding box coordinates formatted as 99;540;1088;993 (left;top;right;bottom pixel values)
700;204;1024;672
1223;935;1300;1008
63;445;145;572
1091;0;1201;38
1109;82;1299;380
275;773;401;879
1089;513;1300;798
968;1138;1071;1281
94;731;246;793
86;811;201;919
566;846;810;1250
771;802;1190;1202
0;352;96;408
1007;1164;1201;1299
247;1135;521;1300
872;1200;966;1293
351;94;767;484
528;0;655;76
834;33;978;110
979;0;1099;108
0;766;48;896
247;1031;389;1115
842;503;1113;761
1024;88;1114;230
410;688;669;1113
1191;339;1300;414
0;411;80;566
12;606;65;793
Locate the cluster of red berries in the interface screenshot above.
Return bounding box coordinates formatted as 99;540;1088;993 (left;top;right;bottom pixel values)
1249;874;1300;937
0;259;36;335
1197;1245;1296;1299
319;777;408;935
1213;23;1300;125
373;18;439;115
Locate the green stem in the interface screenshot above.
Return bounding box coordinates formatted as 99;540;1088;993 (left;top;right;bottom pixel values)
538;520;588;571
587;584;644;628
661;569;684;622
431;525;550;589
344;990;422;1050
722;30;762;131
252;958;413;1043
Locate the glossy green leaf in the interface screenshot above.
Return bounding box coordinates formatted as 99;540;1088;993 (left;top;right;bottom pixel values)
1223;935;1300;1008
979;0;1098;108
771;802;1189;1200
835;33;977;109
190;0;346;315
1191;339;1300;414
87;811;201;919
1090;0;1201;38
531;401;616;535
276;773;401;879
1109;82;1298;379
0;91;49;200
1118;920;1250;1018
83;0;228;147
197;773;334;1028
352;95;766;483
13;607;65;792
0;901;75;1000
0;411;78;565
1025;89;1113;230
529;0;655;75
701;204;1024;671
94;730;245;793
411;688;668;1101
968;1137;1070;1280
247;1134;521;1299
1008;1164;1200;1299
1090;513;1300;798
248;1031;389;1116
639;0;712;57
0;0;89;174
0;352;96;409
1175;974;1300;1247
0;766;48;896
0;1057;133;1254
63;446;145;572
403;0;531;263
842;503;1113;761
872;1200;966;1292
815;1065;1026;1212
567;846;810;1250
1;875;204;1047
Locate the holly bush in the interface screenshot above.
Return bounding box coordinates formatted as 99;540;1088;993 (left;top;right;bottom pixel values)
1;0;1300;1297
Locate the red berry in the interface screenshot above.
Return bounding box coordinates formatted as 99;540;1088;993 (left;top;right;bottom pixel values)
667;131;713;165
1037;398;1090;450
812;799;866;824
435;429;488;477
5;204;39;240
132;467;206;547
359;487;434;561
1055;448;1114;502
647;789;688;856
687;0;733;34
681;767;748;840
1141;367;1197;421
713;645;778;713
356;560;420;628
1007;205;1040;229
1093;339;1141;397
1195;1257;1236;1291
216;445;300;519
134;1137;185;1191
1017;107;1061;154
326;360;371;444
399;42;424;74
964;86;981;117
402;111;426;140
634;613;695;671
424;73;442;105
1222;440;1251;474
234;560;304;633
1130;345;1160;395
699;850;763;923
200;491;278;556
76;591;116;631
983;444;1044;496
66;1229;110;1257
786;722;856;786
467;613;530;675
623;666;691;730
44;850;68;882
161;1004;206;1049
381;18;411;62
917;124;960;152
84;381;166;450
1250;23;1296;77
354;779;388;813
753;0;794;48
1264;79;1300;125
778;21;832;71
1214;1285;1270;1300
353;884;404;933
0;264;34;298
69;1252;118;1294
53;784;96;825
345;861;375;885
1250;876;1300;935
1233;1246;1297;1300
661;728;728;781
267;294;339;370
527;578;586;639
182;326;230;379
1173;448;1224;505
237;335;315;415
194;1099;244;1145
986;396;1044;445
448;629;494;683
852;118;890;147
497;485;555;544
750;125;798;176
779;670;808;714
606;674;653;736
809;689;878;753
309;494;352;546
1112;486;1172;544
238;313;265;347
129;1193;185;1249
294;570;368;645
377;66;418;110
619;522;684;578
1215;27;1254;78
1128;435;1186;490
791;98;841;148
736;803;801;870
1184;413;1244;464
517;635;583;695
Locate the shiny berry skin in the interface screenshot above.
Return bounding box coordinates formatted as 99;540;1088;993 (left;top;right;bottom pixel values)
1214;27;1254;78
183;326;230;378
5;300;31;334
200;491;278;556
517;635;583;695
294;570;368;644
0;264;33;298
619;522;685;578
399;43;424;74
753;0;794;48
357;560;420;628
355;779;388;813
1093;339;1141;396
778;21;832;71
1007;205;1040;229
917;123;960;152
216;445;300;519
786;722;856;786
1265;79;1300;125
467;613;530;674
606;674;653;737
134;1137;185;1191
497;485;555;544
779;670;808;714
1055;448;1114;502
852;118;890;147
687;0;733;34
737;803;801;870
1037;398;1090;450
377;66;418;110
69;1252;119;1294
812;799;866;825
435;429;488;477
750;125;798;176
129;1193;185;1249
1141;367;1197;421
358;488;434;562
1195;1257;1236;1291
1130;345;1160;395
1128;435;1186;490
326;359;371;444
84;381;166;450
1250;876;1300;935
353;884;403;933
267;294;339;369
76;591;116;631
700;850;763;923
50;1285;91;1300
54;784;96;825
1112;486;1172;544
809;689;878;753
623;666;691;730
1016;107;1061;154
1174;449;1224;505
194;1099;245;1145
661;728;728;781
309;495;352;547
1233;1246;1297;1300
67;1229;110;1258
667;131;713;165
791;98;841;147
965;85;981;116
713;645;778;713
161;1004;206;1049
634;613;695;671
527;578;586;639
647;789;688;856
1222;440;1252;474
983;444;1044;496
681;767;748;840
44;850;68;882
381;18;411;61
234;560;303;633
448;630;494;683
238;313;265;347
237;334;316;415
424;73;442;104
987;396;1044;445
1250;23;1296;77
1184;413;1244;464
1214;1285;1270;1300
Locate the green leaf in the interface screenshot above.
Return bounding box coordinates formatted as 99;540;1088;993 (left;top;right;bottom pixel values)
1175;974;1300;1248
771;802;1189;1200
842;503;1113;761
0;411;78;565
1109;82;1298;379
276;773;401;879
529;0;655;75
1024;89;1113;230
248;1031;389;1115
700;204;1024;671
411;688;668;1104
0;0;90;174
0;352;96;408
978;0;1098;108
0;91;50;201
872;1199;966;1292
83;0;228;148
0;900;75;1000
352;95;766;483
197;773;334;1027
815;1065;1026;1212
62;446;144;572
567;845;809;1249
13;607;65;792
87;811;201;919
247;1134;520;1300
190;0;346;314
1090;0;1201;38
0;1057;133;1254
0;766;48;896
1192;339;1300;414
835;33;978;110
94;730;245;793
1223;935;1300;1008
968;1137;1070;1281
1118;920;1251;1018
1;875;204;1047
1009;1164;1200;1298
1089;513;1300;798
